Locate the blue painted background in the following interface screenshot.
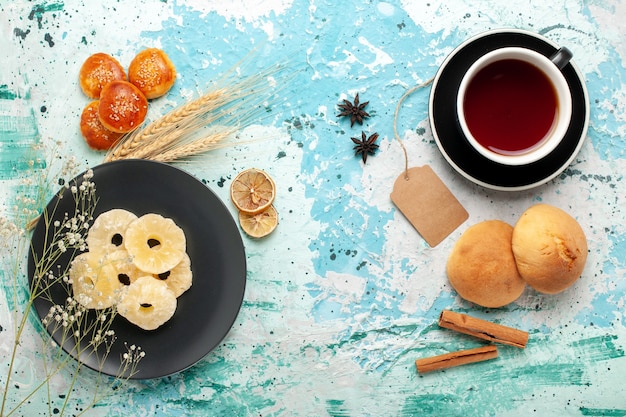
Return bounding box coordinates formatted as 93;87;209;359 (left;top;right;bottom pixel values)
1;0;625;415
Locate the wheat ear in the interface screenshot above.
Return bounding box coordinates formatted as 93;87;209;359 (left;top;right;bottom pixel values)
148;130;235;163
104;90;227;162
104;63;284;163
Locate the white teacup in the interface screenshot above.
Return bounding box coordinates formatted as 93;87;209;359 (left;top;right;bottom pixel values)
457;46;573;166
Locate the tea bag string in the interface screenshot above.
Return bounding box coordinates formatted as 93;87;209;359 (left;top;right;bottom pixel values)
393;77;434;180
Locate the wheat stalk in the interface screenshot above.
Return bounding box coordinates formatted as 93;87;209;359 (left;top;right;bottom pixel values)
104;90;227;161
149;130;234;163
104;63;285;163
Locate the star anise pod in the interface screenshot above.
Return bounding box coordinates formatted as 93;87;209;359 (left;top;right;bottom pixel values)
337;93;370;127
351;131;379;163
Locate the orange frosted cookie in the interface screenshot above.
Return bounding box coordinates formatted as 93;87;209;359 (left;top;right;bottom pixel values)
80;100;124;150
98;80;148;133
128;48;176;99
79;53;127;99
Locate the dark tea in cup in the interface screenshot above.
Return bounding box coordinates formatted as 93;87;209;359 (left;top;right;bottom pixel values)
457;47;572;165
463;59;558;155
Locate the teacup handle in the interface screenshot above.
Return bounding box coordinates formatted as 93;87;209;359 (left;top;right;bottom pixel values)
550;47;573;70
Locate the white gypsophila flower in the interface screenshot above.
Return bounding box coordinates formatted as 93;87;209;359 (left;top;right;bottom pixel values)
0;216;20;243
65;231;84;246
76;293;92;307
83;168;94;180
61;156;77;177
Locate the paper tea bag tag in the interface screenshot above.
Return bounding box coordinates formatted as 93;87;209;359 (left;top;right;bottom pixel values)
390;165;468;247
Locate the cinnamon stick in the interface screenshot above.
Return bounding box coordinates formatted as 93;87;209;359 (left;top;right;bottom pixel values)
415;345;498;373
438;310;529;348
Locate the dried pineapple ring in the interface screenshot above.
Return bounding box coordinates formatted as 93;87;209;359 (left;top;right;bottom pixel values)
153;252;192;297
87;209;138;255
117;276;177;330
125;213;186;274
69;252;124;309
104;249;144;287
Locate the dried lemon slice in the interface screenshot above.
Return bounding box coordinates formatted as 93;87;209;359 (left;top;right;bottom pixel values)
230;168;276;214
238;205;278;238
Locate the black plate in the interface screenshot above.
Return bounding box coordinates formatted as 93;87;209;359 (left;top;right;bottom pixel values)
429;29;589;190
28;159;246;379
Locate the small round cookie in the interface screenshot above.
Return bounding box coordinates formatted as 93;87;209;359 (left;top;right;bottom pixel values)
117;276;177;330
79;52;126;99
98;80;148;133
447;220;526;308
80;100;124;150
69;252;123;309
125;213;186;274
154;252;192;297
512;204;588;294
87;209;138;255
128;48;176;99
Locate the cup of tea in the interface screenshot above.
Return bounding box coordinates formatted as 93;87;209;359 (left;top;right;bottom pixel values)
457;46;573;165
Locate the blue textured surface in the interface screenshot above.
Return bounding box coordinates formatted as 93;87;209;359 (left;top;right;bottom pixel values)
1;1;626;416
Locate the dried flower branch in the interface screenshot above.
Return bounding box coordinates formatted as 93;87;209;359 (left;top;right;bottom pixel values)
1;157;144;417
